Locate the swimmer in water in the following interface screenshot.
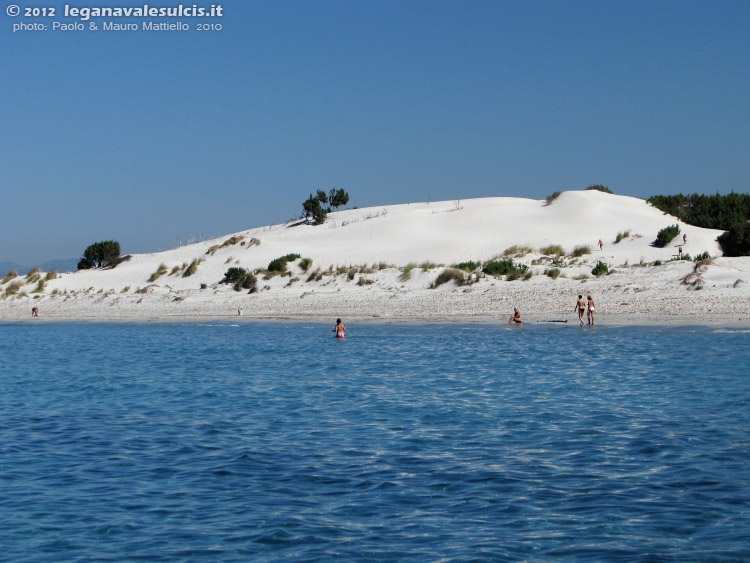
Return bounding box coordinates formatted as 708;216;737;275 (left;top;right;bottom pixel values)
508;308;522;324
333;318;346;339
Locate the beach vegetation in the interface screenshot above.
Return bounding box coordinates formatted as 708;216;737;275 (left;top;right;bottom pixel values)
545;268;561;279
695;251;711;261
347;268;357;281
614;230;631;243
694;285;703;290
483;260;528;278
586;184;613;194
523;271;533;281
182;258;203;277
32;280;45;293
45;270;57;281
78;240;121;269
655;224;680;247
592;261;609;276
220;235;244;248
3;281;23;298
148;263;168;282
25;268;41;280
268;253;301;272
453;261;479;273
399;263;417;281
328;188;350;211
420;261;439;271
431;268;467;288
545;191;562;206
504;245;533;257
299;258;313;272
648;192;750;256
357;276;375;286
248;237;261;247
121;286;130;293
540;245;565;256
572;245;591;257
303;193;328;224
2;270;18;284
223;267;256;290
306;269;322;282
573;274;590;280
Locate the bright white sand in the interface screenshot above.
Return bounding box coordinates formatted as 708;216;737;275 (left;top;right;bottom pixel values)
2;190;749;326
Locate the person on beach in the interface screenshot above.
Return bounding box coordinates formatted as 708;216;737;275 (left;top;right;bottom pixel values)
333;318;346;339
678;246;683;258
683;233;687;245
31;306;39;317
599;239;603;251
238;306;242;316
508;308;522;324
587;295;596;325
575;295;586;325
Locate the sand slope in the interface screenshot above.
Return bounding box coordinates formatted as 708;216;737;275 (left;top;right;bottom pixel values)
2;190;748;325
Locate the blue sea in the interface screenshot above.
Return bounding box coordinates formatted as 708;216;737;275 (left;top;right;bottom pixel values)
1;322;749;561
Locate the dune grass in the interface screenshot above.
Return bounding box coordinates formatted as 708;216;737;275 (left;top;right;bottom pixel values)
148;263;168;282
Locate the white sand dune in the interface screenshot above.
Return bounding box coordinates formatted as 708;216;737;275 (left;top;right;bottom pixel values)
2;190;748;326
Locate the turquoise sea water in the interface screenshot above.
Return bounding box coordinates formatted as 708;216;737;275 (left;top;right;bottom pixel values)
1;322;749;561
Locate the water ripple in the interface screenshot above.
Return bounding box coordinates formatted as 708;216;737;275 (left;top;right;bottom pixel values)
0;323;748;561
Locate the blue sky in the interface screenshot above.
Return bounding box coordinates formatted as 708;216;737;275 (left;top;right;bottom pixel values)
2;0;749;265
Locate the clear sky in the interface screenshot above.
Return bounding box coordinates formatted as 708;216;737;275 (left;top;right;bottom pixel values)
2;0;749;265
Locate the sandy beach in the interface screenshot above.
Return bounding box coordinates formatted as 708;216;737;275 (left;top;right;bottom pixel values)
3;191;749;327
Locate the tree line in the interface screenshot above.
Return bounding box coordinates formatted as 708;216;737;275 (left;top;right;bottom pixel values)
648;192;750;256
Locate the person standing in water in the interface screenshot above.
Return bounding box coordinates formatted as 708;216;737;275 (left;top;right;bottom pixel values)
508;308;522;324
333;318;346;339
587;295;596;325
575;295;586;325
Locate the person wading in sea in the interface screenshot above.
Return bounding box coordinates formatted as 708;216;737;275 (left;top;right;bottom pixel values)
575;295;586;325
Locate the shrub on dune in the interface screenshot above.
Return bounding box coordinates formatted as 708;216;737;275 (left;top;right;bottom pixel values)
399;263;417;281
148;263;168;282
586;185;613;194
431;268;466;288
2;270;18;284
268;253;301;272
545;191;562;206
655;224;680;248
572;245;591;257
453;261;479;272
592;261;609;276
540;245;565;256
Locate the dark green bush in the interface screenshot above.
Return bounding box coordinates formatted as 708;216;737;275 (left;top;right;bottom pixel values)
483;260;528;277
586;185;613;194
78;240;121;269
655;224;680;248
694;251;711;261
268;253;301;272
453;261;478;272
592;261;609;276
224;267;256;290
